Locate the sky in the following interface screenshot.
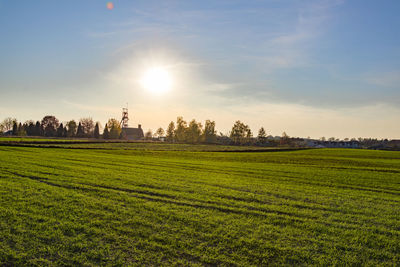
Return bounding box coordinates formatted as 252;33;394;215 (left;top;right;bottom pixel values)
0;0;399;139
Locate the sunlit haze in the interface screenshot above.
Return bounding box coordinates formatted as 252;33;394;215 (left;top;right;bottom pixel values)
0;0;399;139
140;67;172;94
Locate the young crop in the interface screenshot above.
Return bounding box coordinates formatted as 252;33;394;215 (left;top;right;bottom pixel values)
0;144;399;265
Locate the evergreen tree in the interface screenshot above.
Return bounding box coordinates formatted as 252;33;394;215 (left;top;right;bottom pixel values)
56;123;64;137
103;123;109;139
17;123;22;135
27;122;35;136
12;122;18;136
76;122;84;137
22;123;29;136
17;123;26;136
94;123;100;139
35;121;42;136
63;127;68;137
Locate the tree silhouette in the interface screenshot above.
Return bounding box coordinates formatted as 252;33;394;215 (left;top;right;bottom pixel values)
41;116;59;137
17;123;26;136
80;117;94;137
103;123;109;139
56;123;64;137
166;121;175;142
1;117;17;133
34;121;42;136
107;118;121;139
27;121;35;136
230;120;250;145
12;122;18;136
76;122;84;137
144;129;153;140
175;117;187;142
94;123;100;139
155;127;165;139
66;120;77;137
203;120;216;143
280;132;290;146
258;127;266;144
109;124;118;139
186;119;202;144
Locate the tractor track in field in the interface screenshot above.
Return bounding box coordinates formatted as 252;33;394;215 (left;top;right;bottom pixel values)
4;169;400;234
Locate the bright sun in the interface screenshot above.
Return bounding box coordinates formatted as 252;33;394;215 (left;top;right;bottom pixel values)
140;67;172;94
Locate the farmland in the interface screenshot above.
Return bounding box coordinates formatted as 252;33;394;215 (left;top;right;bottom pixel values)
0;143;399;265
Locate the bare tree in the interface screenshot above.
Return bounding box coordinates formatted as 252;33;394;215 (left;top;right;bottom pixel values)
41;115;59;137
80;117;95;137
66;120;77;137
280;132;290;146
155;127;165;138
0;117;17;133
166;122;175;142
145;129;153;140
174;116;187;142
258;127;267;144
230;120;250;145
203;120;217;143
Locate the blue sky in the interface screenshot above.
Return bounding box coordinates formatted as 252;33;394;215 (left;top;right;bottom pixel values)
0;0;399;138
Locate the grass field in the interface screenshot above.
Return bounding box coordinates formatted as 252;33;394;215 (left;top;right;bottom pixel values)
0;143;399;265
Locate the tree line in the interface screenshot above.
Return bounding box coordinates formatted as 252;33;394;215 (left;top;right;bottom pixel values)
0;115;279;146
146;117;274;145
161;117;217;144
0;116;125;139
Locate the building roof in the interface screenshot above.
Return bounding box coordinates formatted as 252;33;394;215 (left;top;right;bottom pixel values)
121;127;144;139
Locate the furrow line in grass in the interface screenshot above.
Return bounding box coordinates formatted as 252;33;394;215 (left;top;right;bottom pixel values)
82;158;400;195
4;158;400;224
43;149;400;189
3;155;400;237
19;173;399;237
6;169;319;222
5;163;397;223
5;170;400;250
74;178;400;230
75;181;322;221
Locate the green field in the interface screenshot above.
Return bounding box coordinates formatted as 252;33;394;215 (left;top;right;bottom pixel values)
0;143;399;265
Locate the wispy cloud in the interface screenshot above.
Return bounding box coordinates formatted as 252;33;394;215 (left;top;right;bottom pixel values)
365;70;400;88
261;0;344;70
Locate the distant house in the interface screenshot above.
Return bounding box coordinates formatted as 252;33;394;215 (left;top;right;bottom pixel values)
121;124;144;140
3;130;13;136
303;139;360;148
316;140;360;148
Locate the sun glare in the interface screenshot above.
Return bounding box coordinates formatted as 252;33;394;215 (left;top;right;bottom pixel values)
140;67;172;94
